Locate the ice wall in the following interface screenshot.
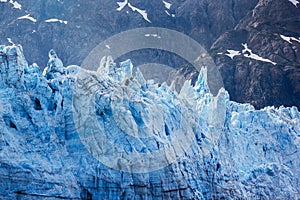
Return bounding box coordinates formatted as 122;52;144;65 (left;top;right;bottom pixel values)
0;45;299;199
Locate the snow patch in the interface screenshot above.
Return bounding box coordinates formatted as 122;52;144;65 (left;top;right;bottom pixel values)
165;10;171;16
116;0;128;11
288;0;299;7
9;0;21;9
163;2;176;17
128;3;151;23
45;18;68;24
219;45;276;65
165;10;175;17
1;0;22;9
163;1;172;9
242;43;276;65
7;38;14;45
17;14;37;23
280;34;300;44
145;34;161;39
225;50;241;59
116;0;151;23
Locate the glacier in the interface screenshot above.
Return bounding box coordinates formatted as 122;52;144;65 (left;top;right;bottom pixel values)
0;44;299;199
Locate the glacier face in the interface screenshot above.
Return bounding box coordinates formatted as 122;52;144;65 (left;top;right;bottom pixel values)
0;45;299;199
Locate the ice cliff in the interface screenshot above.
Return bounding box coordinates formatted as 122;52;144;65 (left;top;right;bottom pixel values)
0;45;299;199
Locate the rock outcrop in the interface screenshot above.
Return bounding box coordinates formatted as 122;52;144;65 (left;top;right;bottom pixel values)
211;0;300;109
2;0;299;109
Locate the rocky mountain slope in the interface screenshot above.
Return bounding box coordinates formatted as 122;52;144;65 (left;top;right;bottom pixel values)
0;0;258;66
211;0;300;109
0;45;299;199
1;0;299;109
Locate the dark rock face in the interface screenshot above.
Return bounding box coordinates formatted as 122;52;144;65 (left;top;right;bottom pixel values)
2;0;299;109
0;0;257;66
211;0;300;108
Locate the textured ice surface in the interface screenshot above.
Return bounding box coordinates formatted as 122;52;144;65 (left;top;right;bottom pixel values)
0;45;299;199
